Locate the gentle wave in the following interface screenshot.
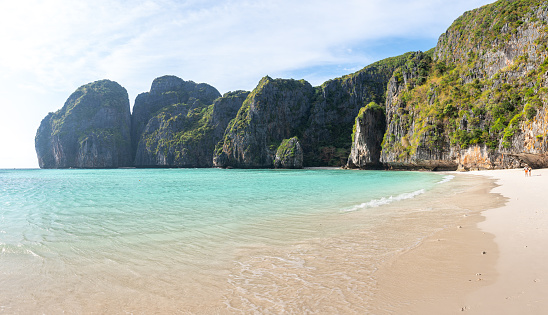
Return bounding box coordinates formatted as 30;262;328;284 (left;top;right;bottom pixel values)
1;168;446;313
437;175;455;184
342;189;425;212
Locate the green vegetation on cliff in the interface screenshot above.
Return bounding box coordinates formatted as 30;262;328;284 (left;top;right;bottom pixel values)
438;0;548;60
305;54;413;167
215;52;411;168
276;137;298;159
352;101;384;143
383;56;548;156
51;80;128;138
141;101;214;160
35;79;132;168
381;0;548;165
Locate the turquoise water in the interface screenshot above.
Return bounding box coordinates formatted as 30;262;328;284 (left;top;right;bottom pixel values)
0;168;451;313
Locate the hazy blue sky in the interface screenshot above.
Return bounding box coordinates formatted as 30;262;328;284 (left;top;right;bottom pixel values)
0;0;494;168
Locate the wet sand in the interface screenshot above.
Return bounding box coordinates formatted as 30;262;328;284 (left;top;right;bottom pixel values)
224;172;507;313
370;168;548;314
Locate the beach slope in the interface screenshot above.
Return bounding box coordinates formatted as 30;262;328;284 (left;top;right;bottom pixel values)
464;168;548;314
371;168;548;314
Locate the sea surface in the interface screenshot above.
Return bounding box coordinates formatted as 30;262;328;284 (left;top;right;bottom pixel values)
0;168;468;313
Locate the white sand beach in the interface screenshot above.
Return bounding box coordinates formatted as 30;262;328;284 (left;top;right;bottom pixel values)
464;168;548;314
370;168;548;314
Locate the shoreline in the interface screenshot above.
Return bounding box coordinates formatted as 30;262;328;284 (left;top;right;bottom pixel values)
4;167;546;313
369;168;548;314
368;172;504;313
463;168;548;313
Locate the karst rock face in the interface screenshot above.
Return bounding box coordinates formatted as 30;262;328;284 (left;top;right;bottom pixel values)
349;1;548;170
213;57;406;168
346;102;386;169
132;82;245;167
131;75;221;161
213;76;315;168
37;1;548;171
131;75;252;168
35;80;132;168
274;137;304;169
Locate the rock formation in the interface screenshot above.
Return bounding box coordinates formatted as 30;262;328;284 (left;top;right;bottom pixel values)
37;0;548;171
214;55;408;168
35;80;132;168
346;102;386;169
348;0;548;170
379;51;458;170
213;77;315;168
134;89;247;167
301;58;403;166
132;75;223;167
274;137;303;169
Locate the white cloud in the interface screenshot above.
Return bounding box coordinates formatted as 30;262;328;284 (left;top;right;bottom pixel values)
0;0;494;168
0;0;495;93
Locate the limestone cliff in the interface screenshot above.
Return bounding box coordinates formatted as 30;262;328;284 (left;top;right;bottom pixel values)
349;0;548;170
35;80;132;169
302;56;406;166
131;75;221;164
274;137;303;169
346;102;386;169
37;0;548;171
213;77;314;168
379;51;458;170
133;83;245;167
214;55;409;168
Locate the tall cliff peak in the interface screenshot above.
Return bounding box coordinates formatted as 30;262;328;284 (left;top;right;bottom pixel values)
132;76;245;168
38;0;548;170
213;52;409;168
149;75;186;94
435;0;548;80
370;0;548;170
213;77;315;168
35;79;132;168
131;75;222;162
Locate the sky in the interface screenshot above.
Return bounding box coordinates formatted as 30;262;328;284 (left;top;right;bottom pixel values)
0;0;495;168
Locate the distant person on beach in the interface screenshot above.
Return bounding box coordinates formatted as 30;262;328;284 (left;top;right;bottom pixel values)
525;166;529;177
529;167;532;177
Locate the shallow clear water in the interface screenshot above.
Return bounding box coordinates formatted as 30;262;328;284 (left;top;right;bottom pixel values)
0;168;454;313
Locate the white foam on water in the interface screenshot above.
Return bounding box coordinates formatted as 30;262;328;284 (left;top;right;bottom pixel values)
26;249;40;258
437;175;455;184
341;189;426;212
